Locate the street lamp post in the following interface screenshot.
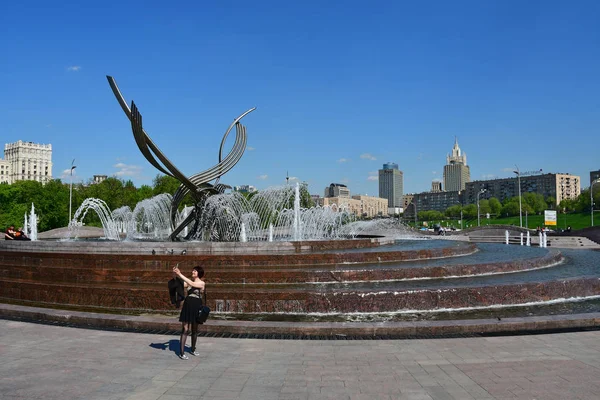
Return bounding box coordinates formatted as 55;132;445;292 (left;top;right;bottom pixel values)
513;165;522;228
592;179;600;227
477;189;486;227
69;159;77;225
455;200;463;230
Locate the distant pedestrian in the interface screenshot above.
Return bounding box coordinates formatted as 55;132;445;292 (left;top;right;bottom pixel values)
4;226;16;240
15;227;31;241
172;265;205;360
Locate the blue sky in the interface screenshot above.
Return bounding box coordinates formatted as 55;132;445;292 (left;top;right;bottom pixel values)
2;1;599;196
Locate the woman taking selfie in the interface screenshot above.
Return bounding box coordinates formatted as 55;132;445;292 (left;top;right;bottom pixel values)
172;265;205;360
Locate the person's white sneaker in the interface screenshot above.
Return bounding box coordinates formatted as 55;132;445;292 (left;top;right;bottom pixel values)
190;351;200;356
178;354;189;360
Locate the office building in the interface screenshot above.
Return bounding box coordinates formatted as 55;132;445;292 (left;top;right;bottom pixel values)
591;170;600;185
464;173;580;206
404;191;462;218
324;183;350;198
378;162;403;207
431;181;442;192
4;140;53;184
233;184;258;194
443;138;470;192
0;159;11;184
93;175;108;184
316;195;387;218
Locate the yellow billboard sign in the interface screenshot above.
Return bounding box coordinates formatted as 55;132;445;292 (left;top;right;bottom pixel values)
544;210;557;226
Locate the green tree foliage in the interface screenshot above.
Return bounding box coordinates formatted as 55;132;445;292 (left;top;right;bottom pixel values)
463;204;477;219
478;199;491;216
500;201;520;217
488;197;502;216
300;183;314;208
417;210;444;221
523;193;546;214
445;205;462;218
152;174;181;196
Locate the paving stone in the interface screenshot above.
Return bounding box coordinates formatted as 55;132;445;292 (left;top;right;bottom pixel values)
2;320;600;400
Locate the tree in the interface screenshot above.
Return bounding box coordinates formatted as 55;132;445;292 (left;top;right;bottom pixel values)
445;205;462;218
523;193;546;214
559;198;575;213
152;174;181;196
463;204;477;219
478;199;491;216
501;201;520;217
489;197;502;216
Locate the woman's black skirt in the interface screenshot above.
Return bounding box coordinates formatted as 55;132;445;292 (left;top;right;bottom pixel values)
179;296;203;323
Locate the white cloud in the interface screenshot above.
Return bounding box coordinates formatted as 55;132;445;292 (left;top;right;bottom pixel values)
337;158;349;163
360;153;377;161
66;66;81;72
246;146;255;151
340;178;349;184
60;169;78;180
502;167;515;172
288;176;299;182
432;171;437;175
257;174;268;180
367;171;378;181
482;174;497;179
113;162;142;177
45;124;52;128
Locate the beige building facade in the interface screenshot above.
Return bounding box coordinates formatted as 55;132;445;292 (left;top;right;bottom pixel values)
4;140;53;184
316;195;388;218
443;138;470;192
0;159;11;184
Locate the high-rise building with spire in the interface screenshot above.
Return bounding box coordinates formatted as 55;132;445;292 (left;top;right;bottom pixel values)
443;137;470;192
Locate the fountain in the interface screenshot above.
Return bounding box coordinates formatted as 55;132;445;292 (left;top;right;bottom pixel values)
69;198;120;240
60;184;360;243
28;203;38;241
1;76;599;339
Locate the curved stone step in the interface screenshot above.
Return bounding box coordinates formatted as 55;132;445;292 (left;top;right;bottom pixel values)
0;249;563;285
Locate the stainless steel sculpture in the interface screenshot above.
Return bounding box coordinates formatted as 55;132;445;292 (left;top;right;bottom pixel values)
106;76;255;241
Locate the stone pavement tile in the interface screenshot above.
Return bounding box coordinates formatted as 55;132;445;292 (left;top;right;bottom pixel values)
153;368;193;382
459;385;493;399
306;393;350;400
209;376;249;391
278;394;309;400
199;389;240;399
245;374;286;386
123;391;166;400
396;392;434;400
421;385;458;400
238;384;281;400
349;394;392;400
162;384;209;396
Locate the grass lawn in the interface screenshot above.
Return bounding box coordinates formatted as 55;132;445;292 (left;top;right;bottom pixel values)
407;212;596;231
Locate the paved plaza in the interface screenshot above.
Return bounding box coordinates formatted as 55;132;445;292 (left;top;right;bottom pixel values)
1;320;600;399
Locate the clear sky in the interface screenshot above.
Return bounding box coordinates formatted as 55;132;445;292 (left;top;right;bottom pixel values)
2;1;599;196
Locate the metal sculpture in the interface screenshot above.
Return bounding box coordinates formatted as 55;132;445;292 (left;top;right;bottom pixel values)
106;76;255;241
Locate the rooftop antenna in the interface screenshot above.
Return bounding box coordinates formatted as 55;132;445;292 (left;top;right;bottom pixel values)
286;170;289;185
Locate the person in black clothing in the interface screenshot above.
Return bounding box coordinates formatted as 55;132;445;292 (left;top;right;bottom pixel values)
5;226;16;240
15;227;31;241
172;265;205;360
